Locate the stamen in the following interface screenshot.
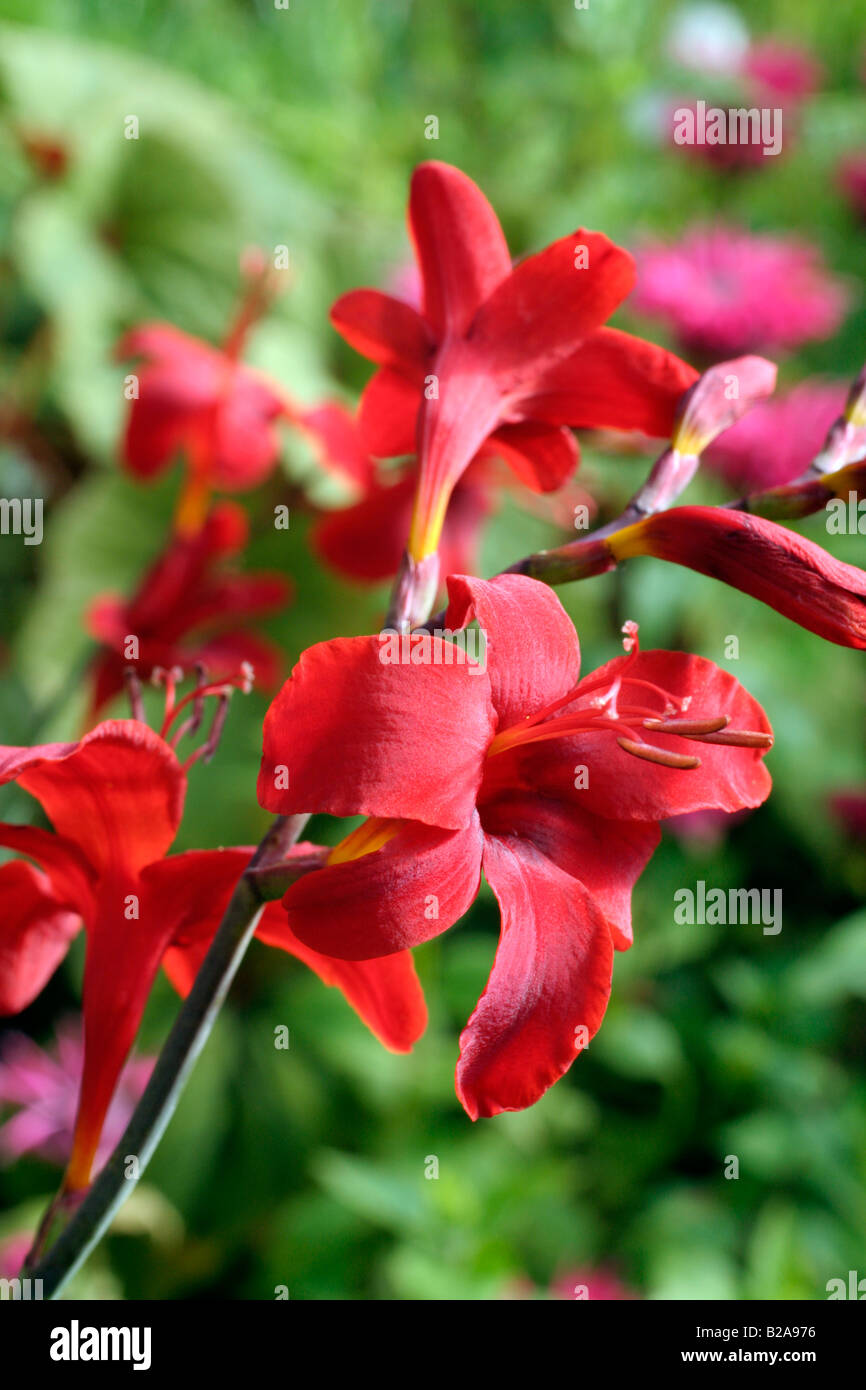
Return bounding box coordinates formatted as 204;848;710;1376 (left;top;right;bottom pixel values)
124;667;145;723
617;737;701;769
181;693;231;770
169;662;209;746
643;715;730;735
685;728;774;749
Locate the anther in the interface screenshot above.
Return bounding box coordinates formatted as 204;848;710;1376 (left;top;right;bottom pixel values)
686;728;774;748
617;736;701;769
643;715;730;735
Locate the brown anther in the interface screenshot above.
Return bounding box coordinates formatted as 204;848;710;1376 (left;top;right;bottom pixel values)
686;728;774;748
617;736;701;769
643;715;730;735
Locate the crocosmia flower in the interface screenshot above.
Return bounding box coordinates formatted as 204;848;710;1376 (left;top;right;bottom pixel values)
633;226;849;358
86;502;289;720
257;575;772;1118
610;506;866;648
0;710;425;1191
308;403;591;589
120;322;288;509
330;161;697;562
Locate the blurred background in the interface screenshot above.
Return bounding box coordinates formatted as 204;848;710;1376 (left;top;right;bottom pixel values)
1;0;865;1299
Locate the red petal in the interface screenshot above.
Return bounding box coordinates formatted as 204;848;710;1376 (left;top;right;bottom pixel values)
517;326;699;437
484;421;579;493
3;722;185;877
445;574;580;730
437;475;494;585
0;823;96;916
155;847;428;1053
469;231;636;387
118;322;208;366
122;361;214;478
257;906;428;1052
67;876;176;1190
408;161;511;336
0;861;79;1015
479;795;660;951
616;508;866;649
208;374;284;489
456;831;614;1118
411;344;506;556
513;651;772;821
282;816;483;958
297;402;375;488
358;368;422;459
311;469;417;582
258;637;496;830
330;289;433;370
123;385;190;479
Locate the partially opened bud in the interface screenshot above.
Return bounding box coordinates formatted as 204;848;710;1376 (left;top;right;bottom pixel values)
610;505;866;648
672;357;778;457
843;364;866;429
812;362;866;473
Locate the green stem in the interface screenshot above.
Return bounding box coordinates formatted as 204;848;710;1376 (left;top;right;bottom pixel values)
23;812;309;1299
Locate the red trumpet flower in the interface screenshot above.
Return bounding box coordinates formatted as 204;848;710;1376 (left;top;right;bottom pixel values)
86;502;289;720
609;506;866;648
120;322;287;491
309;404;595;588
258;575;772;1118
330;161;697;562
0;712;426;1190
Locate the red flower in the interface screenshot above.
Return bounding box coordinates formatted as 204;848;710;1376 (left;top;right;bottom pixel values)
330;161;697;561
309;404;593;589
86;502;289;720
119;323;288;502
313;456;493;586
0;720;426;1189
257;575;771;1117
610;506;866;648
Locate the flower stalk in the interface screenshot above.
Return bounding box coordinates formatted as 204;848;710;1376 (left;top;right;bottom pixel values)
22;812;309;1299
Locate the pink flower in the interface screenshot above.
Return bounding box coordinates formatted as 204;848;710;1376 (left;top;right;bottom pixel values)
704;380;849;491
0;1233;30;1279
743;41;823;103
0;1020;153;1173
633;226;849;358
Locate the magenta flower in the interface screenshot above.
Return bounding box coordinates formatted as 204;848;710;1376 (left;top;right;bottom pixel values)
0;1020;153;1173
743;40;823;103
704;380;849;491
0;1233;30;1279
632;226;849;358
